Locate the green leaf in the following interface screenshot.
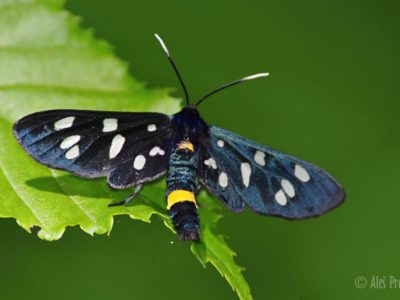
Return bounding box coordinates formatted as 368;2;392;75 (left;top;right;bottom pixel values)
0;0;252;299
192;195;252;300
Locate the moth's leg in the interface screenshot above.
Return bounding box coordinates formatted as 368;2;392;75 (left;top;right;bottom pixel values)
109;184;142;207
194;183;205;208
194;183;202;197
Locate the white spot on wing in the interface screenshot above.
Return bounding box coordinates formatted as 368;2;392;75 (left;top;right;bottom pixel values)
54;117;75;131
109;134;125;159
65;145;79;159
102;118;118;132
294;164;310;182
60;135;81;149
204;158;217;169
240;162;251;187
275;189;287;206
218;172;228;188
254;151;266;166
217;140;224;147
149;147;159;156
134;155;146;170
149;146;165;156
281;179;295;198
147;124;157;132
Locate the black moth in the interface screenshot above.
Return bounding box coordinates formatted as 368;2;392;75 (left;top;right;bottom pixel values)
13;34;345;241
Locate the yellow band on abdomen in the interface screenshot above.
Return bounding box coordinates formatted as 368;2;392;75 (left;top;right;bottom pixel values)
167;190;197;209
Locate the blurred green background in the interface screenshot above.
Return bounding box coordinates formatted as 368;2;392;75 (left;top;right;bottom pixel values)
1;0;399;299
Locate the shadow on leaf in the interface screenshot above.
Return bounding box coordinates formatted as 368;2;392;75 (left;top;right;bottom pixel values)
25;174;167;209
26;174;131;201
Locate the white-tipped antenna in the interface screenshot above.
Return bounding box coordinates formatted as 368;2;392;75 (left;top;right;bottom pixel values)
242;72;270;81
154;33;170;56
154;33;189;105
195;72;270;107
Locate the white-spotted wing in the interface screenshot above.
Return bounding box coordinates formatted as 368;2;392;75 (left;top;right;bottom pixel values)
13;109;172;189
199;126;345;219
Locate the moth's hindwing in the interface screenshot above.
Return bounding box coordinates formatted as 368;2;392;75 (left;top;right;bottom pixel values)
13;109;172;189
199;126;345;219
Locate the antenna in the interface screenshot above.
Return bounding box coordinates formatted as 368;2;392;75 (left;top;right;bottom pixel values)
154;34;190;105
195;72;269;107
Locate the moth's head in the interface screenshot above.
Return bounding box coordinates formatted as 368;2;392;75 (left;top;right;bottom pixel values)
174;105;201;123
172;104;208;144
180;104;198;115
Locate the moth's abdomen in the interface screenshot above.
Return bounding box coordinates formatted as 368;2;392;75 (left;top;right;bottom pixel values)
166;141;200;241
169;200;199;241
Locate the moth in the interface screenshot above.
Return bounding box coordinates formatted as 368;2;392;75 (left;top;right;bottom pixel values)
13;34;345;241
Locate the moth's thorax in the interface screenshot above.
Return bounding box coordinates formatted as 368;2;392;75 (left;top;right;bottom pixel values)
171;106;208;147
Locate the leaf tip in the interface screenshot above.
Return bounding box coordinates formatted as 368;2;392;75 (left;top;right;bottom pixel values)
38;227;65;241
